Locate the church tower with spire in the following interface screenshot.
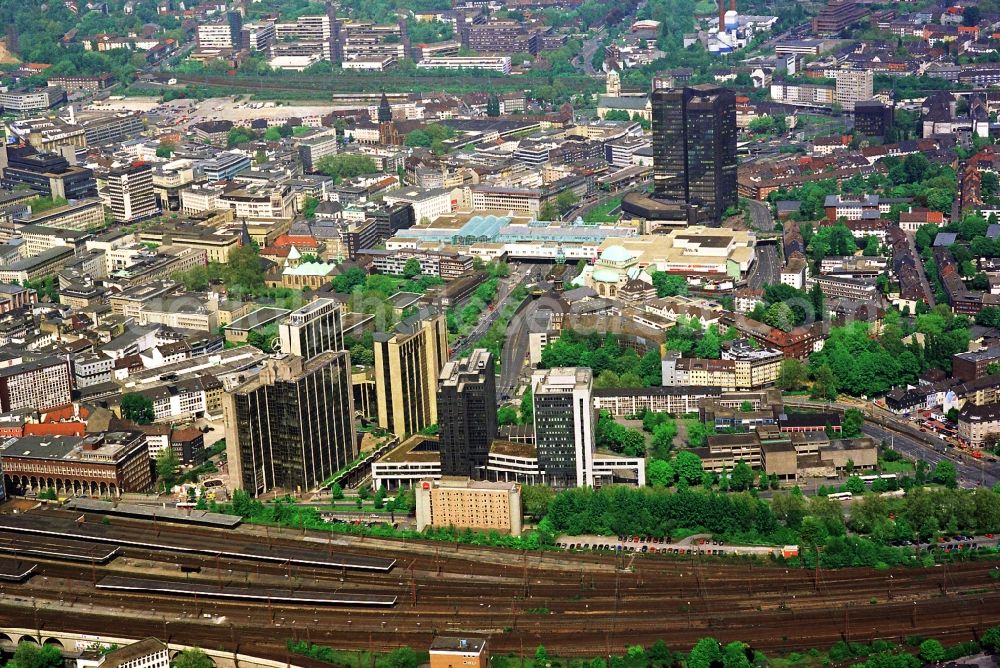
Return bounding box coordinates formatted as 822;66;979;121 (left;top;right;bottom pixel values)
377;93;399;145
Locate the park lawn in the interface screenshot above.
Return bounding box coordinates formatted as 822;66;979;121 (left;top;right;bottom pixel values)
583;195;624;223
879;459;915;474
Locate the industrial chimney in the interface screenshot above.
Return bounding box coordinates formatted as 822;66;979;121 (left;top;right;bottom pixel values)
719;0;726;32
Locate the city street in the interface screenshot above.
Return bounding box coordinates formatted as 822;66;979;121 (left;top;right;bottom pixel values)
749;243;780;289
747;199;776;231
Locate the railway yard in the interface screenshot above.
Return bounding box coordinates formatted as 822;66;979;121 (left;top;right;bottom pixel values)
2;507;1000;663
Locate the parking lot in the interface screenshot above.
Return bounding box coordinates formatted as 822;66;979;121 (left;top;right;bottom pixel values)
556;534;786;558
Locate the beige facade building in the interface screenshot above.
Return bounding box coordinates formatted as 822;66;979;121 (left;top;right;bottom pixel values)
415;476;522;536
374;309;449;438
833;68;873;112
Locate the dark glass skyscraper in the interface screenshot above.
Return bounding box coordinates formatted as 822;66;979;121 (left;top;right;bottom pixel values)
651;84;737;223
437;349;497;478
226;352;356;495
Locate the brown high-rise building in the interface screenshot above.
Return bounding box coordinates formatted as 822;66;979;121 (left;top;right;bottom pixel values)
812;0;866;36
651;84;737;222
374;309;449;438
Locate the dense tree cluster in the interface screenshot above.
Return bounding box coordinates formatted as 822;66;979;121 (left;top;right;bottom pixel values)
540;330;662;387
596;411;646;457
548;485;776;538
811;308;969;397
314;155;380;183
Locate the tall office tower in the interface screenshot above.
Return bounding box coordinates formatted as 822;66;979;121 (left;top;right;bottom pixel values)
107;161;158;223
224;352;356;496
833;68;873;112
374;309;449;438
226;10;244;49
437;349;497;478
531;367;594;488
651;84;737;223
279;298;343;360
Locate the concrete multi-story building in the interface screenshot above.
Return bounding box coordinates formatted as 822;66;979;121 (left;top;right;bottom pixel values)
806;274;878;302
18;224;92;257
532;367;594;488
470;185;542;215
46;74;115;94
769;83;835;108
0;87;66;112
0;431;151;497
218;185;296;221
197;22;239;50
415;476;522;535
0;246;75;284
437;350;497;478
0;145;97;200
416;57;511;73
953;345;1000;383
25;198;104;231
833;69;873;112
958;402;1000;447
224;352;356;496
374;309;449;438
107;162;158;223
661;341;782;392
298;132;339;173
367;249;474;280
0;357;72;412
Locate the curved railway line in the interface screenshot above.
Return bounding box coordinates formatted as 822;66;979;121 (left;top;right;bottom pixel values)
2;509;1000;663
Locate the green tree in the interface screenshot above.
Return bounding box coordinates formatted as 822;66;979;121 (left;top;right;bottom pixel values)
402;257;422;279
918;639;945;664
810;364;838;400
729;461;754;492
809;281;825;321
651;271;688;297
646;458;675;487
981;626;1000;653
486;93;500;117
227;243;265;294
845;475;865;494
932;460;957;488
555;190;579;213
156;448;180;491
497;406;519;425
688;638;722;668
520;387;533;424
674;450;703;486
842;408;864;438
776;358;807;391
649;640;672;666
172;648;215;668
521;484;555;521
330;482;344;500
120;393;155;424
314;154;379;183
227;127;255;147
6;643;64;668
764;302;796;332
535;646;548;664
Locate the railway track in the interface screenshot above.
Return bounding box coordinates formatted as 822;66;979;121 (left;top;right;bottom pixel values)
3;510;1000;661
